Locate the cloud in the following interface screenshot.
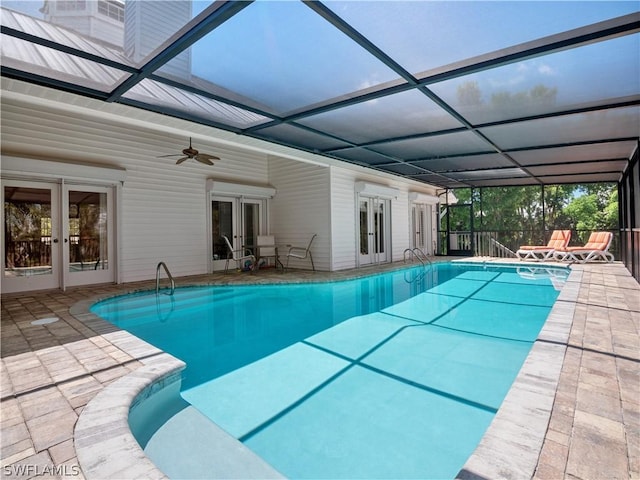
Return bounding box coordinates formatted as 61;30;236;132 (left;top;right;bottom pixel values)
488;75;525;88
537;64;556;76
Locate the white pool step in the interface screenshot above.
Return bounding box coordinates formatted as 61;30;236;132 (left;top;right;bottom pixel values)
144;406;284;480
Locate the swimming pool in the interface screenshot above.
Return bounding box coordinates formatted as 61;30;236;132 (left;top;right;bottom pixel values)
91;262;568;479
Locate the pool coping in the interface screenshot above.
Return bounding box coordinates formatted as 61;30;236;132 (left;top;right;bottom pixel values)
458;261;580;479
70;259;576;479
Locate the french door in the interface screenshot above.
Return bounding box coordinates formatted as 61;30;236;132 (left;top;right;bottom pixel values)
211;196;265;271
2;180;114;293
359;196;391;265
411;203;434;254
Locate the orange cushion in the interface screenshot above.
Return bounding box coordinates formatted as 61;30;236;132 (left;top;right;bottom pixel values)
558;232;612;252
519;230;571;250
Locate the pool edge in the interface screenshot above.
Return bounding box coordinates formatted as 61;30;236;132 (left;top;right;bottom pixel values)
74;352;184;480
456;266;580;479
71;260;576;480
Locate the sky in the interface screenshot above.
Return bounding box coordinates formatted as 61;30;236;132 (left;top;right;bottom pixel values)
2;0;638;114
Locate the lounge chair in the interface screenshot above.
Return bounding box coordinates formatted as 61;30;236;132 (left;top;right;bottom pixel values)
284;234;316;271
516;230;571;261
222;235;256;273
553;231;614;263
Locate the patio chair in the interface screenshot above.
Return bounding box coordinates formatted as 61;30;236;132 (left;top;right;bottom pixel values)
284;234;316;271
553;231;614;263
222;235;256;273
516;230;571;261
256;235;283;270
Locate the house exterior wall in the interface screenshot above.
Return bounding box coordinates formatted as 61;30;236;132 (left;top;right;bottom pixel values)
0;94;269;283
329;168;421;270
1;80;441;287
267;157;331;271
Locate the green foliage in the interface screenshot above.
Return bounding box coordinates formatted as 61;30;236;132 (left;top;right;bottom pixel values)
564;185;618;231
441;183;618;247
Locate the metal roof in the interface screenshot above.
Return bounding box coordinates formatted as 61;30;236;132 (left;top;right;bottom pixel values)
1;1;639;188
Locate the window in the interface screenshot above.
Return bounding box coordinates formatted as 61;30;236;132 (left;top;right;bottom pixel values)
98;0;124;22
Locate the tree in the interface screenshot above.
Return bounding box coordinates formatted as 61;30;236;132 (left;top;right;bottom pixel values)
456;81;482;107
491;84;557;112
442;183;618;252
563;184;618;242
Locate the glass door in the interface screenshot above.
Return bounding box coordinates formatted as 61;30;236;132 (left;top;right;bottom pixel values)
242;199;261;256
359;196;390;265
64;185;114;287
412;203;433;254
2;180;116;292
211;197;237;271
210;196;265;272
2;181;61;293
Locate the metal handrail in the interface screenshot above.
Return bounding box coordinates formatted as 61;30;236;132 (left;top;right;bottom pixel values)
412;247;433;266
403;247;433;267
156;261;175;296
403;248;424;266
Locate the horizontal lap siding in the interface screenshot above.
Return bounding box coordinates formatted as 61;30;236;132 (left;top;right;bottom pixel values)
330;168;357;270
331;168;415;267
268;157;330;271
392;190;411;261
1;99;269;282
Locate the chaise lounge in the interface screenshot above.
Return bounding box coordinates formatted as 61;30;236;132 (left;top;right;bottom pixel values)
516;230;572;261
553;231;614;263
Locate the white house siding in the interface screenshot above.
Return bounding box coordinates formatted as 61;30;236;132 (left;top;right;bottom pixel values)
124;2;191;80
329;167;357;270
2;80;442;286
392;189;411;261
0;95;269;283
267;157;331;271
329;167;435;269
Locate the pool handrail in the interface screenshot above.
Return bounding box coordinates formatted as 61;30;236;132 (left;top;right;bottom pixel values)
403;247;433;267
156;261;175;296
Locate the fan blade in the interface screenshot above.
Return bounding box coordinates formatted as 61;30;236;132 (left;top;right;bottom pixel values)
196;156;215;166
157;154;183;158
175;156;189;164
196;153;219;162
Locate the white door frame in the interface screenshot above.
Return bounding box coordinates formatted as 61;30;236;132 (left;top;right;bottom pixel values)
354;182;398;268
208;194;269;272
409;192;439;256
2;179;116;292
411;203;435;255
1;179;61;293
357;195;391;266
2;157;125;293
63;183;115;287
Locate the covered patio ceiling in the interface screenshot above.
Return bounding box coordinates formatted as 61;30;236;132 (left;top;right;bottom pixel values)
1;1;639;189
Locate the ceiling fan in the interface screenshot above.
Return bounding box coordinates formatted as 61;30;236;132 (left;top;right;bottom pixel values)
158;137;220;165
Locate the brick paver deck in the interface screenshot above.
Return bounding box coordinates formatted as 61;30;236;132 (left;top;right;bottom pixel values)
1;261;638;479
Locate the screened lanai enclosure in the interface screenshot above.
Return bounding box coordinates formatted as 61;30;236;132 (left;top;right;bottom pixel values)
437;183;622;258
1;1;639;281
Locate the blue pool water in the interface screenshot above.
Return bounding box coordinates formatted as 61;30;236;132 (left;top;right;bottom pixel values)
91;263;568;479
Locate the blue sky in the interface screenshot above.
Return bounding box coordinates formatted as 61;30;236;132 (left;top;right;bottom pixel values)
3;0;638;113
